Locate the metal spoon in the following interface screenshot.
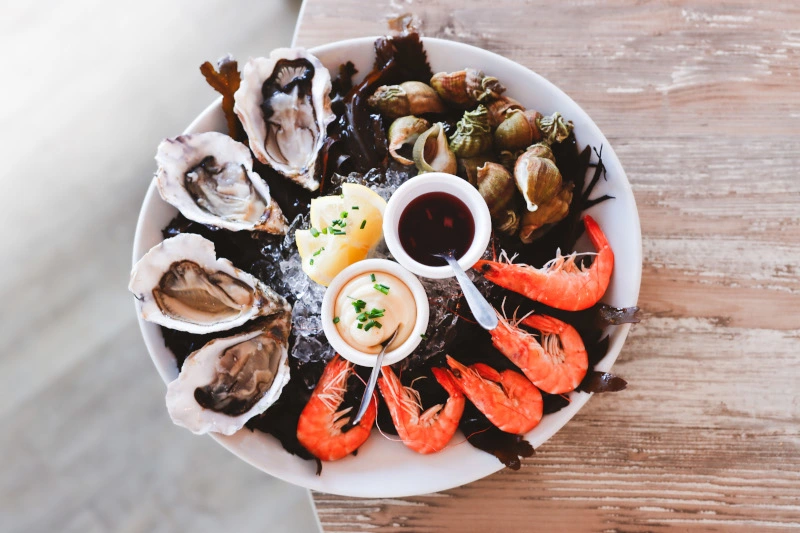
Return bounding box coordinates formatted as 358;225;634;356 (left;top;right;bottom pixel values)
435;249;498;331
351;327;400;426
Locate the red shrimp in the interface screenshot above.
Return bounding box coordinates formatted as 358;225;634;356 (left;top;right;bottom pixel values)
296;355;376;461
378;366;464;454
490;312;588;394
474;215;614;311
443;356;543;435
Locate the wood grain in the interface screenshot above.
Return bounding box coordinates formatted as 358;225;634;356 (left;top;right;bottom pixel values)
294;0;800;531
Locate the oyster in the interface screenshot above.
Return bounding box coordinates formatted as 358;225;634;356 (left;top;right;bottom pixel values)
129;233;289;333
165;312;292;435
156;132;287;234
234;48;335;191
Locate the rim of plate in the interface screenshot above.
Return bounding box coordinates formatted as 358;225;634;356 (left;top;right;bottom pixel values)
131;35;642;497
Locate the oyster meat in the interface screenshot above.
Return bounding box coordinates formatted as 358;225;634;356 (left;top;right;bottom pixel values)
129;233;289;334
156;132;287;234
165;312;292;435
234;48;335;191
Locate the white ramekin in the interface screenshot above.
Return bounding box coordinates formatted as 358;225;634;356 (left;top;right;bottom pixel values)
320;258;429;367
382;172;492;279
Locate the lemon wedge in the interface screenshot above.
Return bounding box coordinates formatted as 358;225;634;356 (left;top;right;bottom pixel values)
298;183;387;286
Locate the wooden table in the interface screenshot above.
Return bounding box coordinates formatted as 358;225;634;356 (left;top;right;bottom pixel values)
294;1;800;531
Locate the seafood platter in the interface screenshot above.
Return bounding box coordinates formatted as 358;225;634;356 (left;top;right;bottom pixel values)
130;32;642;497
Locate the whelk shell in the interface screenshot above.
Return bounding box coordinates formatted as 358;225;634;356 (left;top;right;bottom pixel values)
430;69;505;107
412;123;457;174
519;184;573;243
449;105;493;158
388;116;431;165
513;143;563;212
368;81;446;119
494;109;543;153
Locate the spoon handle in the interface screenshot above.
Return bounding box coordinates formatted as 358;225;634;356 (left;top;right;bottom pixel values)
351;328;399;426
445;255;498;331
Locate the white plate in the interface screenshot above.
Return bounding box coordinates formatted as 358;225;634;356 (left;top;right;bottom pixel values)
132;36;642;497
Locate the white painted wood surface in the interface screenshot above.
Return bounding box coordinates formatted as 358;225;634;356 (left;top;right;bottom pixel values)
292;1;800;531
0;1;321;532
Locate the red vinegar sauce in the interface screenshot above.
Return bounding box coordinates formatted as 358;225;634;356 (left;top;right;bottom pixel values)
398;192;475;267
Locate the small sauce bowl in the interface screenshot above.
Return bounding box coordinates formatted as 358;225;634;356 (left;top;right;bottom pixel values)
383;173;492;279
321;258;429;367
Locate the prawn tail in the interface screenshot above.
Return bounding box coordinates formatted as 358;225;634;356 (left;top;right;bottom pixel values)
582;215;609;251
431;367;462;398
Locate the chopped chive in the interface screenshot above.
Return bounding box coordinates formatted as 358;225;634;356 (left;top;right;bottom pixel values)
368;308;385;318
340;211;348;218
370;273;376;282
309;259;314;265
357;323;364;329
331;229;346;235
333;317;340;324
352;299;367;312
322;227;328;234
360;220;367;229
420;333;428;340
351;206;359;210
374;283;390;295
357;312;368;322
364;320;377;331
374;321;382;329
331;219;342;227
313;247;325;256
310;228;320;238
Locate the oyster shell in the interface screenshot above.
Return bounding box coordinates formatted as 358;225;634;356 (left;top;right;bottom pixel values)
234;48;335;191
155;132;288;234
165;312;292;435
129;233;289;333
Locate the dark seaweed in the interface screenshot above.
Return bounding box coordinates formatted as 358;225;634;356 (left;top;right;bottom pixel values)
542;393;571;415
199;56;246;142
577;372;628;394
246;356;325;474
460;402;535;470
317;33;434;186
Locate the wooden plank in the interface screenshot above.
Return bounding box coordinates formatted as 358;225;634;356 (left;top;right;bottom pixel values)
295;0;800;530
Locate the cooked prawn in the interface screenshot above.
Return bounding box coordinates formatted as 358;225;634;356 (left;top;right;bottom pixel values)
474;215;614;311
443;356;542;435
490;312;588;394
378;366;464;454
296;355;376;461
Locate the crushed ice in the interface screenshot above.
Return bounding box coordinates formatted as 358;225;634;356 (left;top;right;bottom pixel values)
271;166;466;366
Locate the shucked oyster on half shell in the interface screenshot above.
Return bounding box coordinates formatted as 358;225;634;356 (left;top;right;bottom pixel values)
129;233;289;334
155;132;288;234
166;312;292;435
234;48;335;191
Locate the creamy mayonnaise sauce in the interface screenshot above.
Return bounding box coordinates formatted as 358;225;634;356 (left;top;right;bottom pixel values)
334;272;416;354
